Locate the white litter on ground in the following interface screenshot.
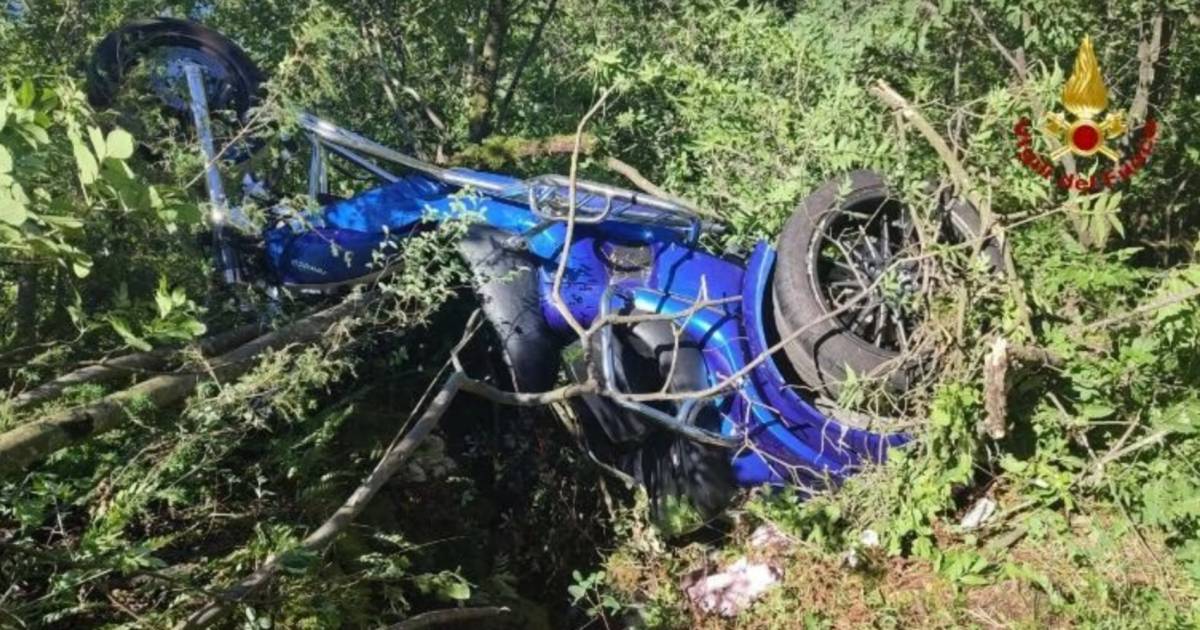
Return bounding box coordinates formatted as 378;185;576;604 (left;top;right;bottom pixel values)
960;497;998;530
748;522;794;549
684;557;780;617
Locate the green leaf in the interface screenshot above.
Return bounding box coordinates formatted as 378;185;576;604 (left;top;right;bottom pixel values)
0;196;27;226
441;580;471;601
22;123;48;145
88;126;107;162
183;319;207;337
106;128;135;160
72;141;98;185
173;202;203;225
71;256;92;278
0;144;11;174
278;549;319;574
155;290;173;319
17;79;35;108
1081;404;1116;419
40;214;83;230
148;185;163;209
109;316;152;352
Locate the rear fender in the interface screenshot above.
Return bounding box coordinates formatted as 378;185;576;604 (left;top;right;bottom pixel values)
457;226;561;392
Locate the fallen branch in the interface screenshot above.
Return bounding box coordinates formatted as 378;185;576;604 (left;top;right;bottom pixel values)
869;80;971;199
967;7;1025;82
981;338;1010;439
9;322;264;411
0;295;372;475
604;156;719;220
447;132;596;167
383;606;511;630
177;371;466;630
869;79;1034;336
982;338;1064;439
552;88;611;339
1077;285;1200;334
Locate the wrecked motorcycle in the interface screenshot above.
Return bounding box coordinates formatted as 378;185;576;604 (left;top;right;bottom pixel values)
88;18;1000;520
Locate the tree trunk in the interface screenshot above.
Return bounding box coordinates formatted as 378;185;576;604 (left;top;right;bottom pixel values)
495;0;558;131
15;268;39;343
467;0;510;143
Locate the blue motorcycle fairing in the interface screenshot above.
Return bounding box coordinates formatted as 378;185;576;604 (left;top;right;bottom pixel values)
261;167;904;488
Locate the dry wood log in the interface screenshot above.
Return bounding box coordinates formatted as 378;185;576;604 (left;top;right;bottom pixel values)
9;322;264;411
982;338;1010;439
0;296;371;475
981;338;1065;439
383;606;511;630
447;132;596;166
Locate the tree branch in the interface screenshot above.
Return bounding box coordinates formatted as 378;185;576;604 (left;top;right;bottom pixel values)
495;0;557;130
0;295;373;474
383;606;511;630
603;157;718;220
177;371;466;629
9;322;264;411
551;88;611;339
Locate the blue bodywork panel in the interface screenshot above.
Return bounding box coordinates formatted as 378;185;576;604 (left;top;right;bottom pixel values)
263;171;903;487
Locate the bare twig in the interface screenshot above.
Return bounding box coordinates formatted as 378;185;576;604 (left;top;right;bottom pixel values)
177;371;467;630
869;81;970;198
1091;429;1171;481
603;156;718;220
967;7;1025;81
1076;285;1200;333
551;88;611;338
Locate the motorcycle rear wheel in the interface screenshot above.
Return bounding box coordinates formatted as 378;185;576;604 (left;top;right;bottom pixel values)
771;170;1004;401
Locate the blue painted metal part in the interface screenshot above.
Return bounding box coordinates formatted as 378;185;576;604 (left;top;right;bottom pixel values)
262;170;903;487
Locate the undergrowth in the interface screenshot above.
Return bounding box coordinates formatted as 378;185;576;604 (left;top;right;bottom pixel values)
3;0;1200;628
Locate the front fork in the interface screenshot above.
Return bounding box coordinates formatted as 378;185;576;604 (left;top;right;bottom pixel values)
183;64;244;286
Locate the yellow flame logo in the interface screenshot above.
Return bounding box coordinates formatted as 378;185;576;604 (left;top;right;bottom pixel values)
1061;36;1108;119
1045;36;1126;161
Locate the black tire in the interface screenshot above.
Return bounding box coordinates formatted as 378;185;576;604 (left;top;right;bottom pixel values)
772;170;1002;400
88;19;267;166
564;320;736;531
88;18;264;120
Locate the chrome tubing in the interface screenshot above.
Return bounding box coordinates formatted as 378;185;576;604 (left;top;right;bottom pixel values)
597;287;739;449
297;111;717;240
184;64;241;285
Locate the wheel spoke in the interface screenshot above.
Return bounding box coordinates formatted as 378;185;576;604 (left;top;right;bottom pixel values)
812;200;925;353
